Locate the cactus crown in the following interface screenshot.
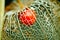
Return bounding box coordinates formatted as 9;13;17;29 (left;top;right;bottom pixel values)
2;0;58;40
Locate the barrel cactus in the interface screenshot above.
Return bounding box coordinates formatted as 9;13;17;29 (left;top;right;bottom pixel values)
1;0;59;40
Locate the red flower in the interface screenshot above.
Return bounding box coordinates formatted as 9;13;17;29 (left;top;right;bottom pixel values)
18;8;36;26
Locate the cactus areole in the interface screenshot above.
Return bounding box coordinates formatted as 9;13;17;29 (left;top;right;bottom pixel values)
18;8;36;26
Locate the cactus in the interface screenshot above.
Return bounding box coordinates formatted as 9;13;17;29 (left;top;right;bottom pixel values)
1;0;59;40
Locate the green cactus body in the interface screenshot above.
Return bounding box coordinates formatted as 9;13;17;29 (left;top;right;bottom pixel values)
1;0;59;40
